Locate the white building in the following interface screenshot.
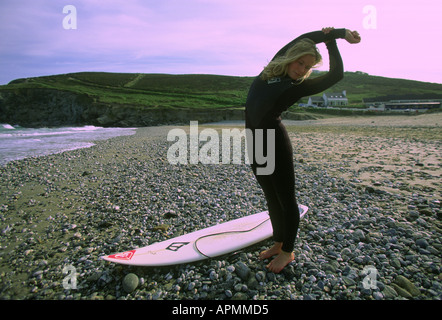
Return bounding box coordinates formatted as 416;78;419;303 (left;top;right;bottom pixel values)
307;90;348;107
363;96;442;112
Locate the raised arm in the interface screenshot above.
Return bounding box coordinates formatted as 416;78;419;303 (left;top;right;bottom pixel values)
271;28;347;61
298;39;344;96
296;28;361;96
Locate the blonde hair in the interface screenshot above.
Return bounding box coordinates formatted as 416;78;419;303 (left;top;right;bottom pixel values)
261;38;322;81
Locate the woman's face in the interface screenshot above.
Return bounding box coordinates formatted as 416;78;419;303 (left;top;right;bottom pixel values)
287;54;316;80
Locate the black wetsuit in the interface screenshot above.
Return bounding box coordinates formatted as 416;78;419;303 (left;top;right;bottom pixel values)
245;29;346;252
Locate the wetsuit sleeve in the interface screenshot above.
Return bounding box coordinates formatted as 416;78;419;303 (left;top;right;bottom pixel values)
298;39;344;96
271;28;347;60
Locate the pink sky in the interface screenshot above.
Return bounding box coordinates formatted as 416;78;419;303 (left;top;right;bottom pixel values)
0;0;441;84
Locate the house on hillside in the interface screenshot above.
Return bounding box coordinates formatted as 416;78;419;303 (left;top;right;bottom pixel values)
307;90;348;107
307;96;325;107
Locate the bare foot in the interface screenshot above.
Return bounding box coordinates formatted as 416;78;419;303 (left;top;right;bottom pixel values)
266;251;294;273
259;242;282;260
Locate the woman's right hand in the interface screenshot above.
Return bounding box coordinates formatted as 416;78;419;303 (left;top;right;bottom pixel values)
345;29;361;44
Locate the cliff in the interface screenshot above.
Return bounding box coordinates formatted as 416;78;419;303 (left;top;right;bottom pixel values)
0;87;244;127
0;73;249;127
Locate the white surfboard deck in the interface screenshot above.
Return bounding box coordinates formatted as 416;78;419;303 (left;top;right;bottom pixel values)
101;204;308;266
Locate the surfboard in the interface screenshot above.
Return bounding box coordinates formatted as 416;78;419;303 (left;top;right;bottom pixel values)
101;205;308;266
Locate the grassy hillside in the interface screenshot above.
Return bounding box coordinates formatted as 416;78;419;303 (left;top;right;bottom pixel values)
4;73;251;111
2;71;441;110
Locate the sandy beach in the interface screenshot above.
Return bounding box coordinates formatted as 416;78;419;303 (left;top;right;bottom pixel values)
285;113;441;202
0;113;440;300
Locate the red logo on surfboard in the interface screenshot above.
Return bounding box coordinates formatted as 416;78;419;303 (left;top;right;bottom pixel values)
108;250;136;260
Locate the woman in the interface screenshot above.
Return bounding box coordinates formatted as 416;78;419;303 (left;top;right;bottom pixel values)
245;27;361;273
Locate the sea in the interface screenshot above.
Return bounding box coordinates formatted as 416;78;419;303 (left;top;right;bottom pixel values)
0;124;136;166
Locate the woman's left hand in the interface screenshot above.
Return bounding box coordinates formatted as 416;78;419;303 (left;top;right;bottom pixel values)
322;27;335;35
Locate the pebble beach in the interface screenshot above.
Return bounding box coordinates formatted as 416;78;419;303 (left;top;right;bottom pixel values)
0;113;441;301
